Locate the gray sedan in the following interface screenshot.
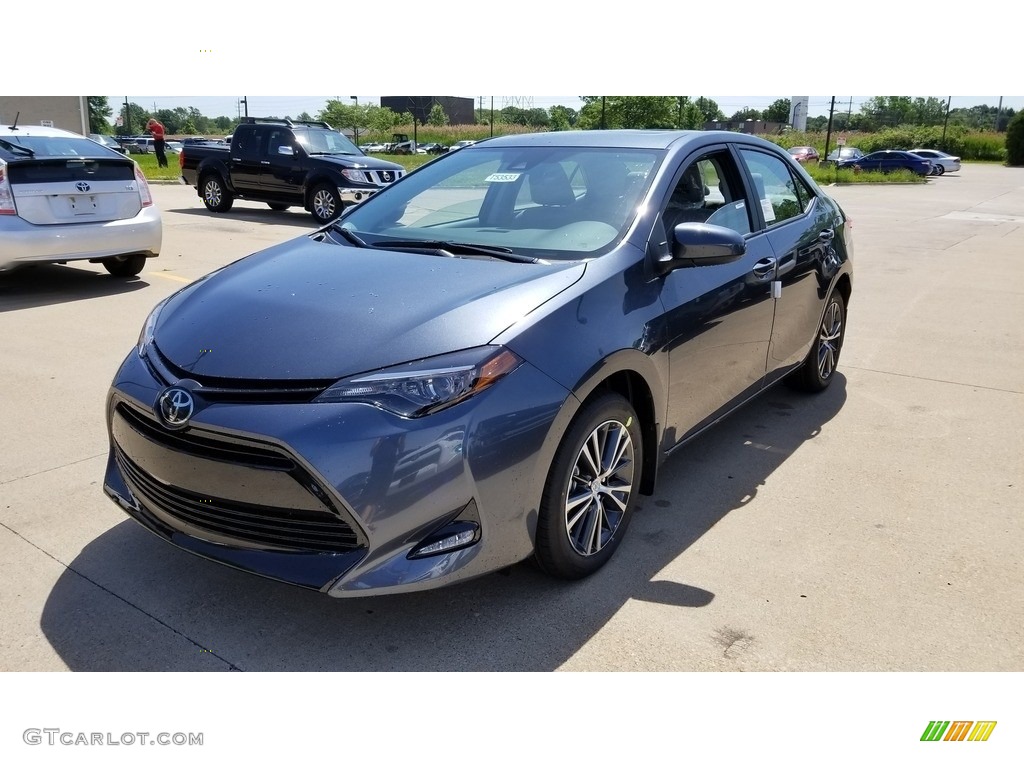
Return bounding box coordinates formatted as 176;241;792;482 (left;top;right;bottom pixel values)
104;129;852;596
909;148;961;175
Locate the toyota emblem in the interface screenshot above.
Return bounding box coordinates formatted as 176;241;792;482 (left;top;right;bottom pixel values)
157;387;195;429
75;181;91;192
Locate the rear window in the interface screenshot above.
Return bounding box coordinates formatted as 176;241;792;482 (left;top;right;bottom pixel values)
8;159;134;184
1;134;126;158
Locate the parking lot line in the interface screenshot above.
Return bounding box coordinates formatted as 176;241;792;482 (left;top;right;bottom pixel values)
148;272;191;284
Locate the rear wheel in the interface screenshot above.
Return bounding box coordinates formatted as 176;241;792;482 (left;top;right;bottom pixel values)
935;164;945;176
309;182;341;224
102;255;146;277
267;203;290;211
201;174;234;213
787;290;846;392
535;393;642;580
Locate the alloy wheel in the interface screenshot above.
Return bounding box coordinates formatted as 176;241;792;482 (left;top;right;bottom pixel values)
817;298;843;380
563;419;635;557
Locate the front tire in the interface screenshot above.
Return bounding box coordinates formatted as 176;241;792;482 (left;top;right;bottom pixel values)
535;393;642;580
787;290;846;392
201;174;234;213
102;255;146;277
309;182;341;224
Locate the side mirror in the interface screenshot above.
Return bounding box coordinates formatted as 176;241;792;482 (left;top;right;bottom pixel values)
655;223;746;274
277;145;295;157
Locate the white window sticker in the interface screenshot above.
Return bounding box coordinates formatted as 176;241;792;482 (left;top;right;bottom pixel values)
485;172;522;183
761;198;776;222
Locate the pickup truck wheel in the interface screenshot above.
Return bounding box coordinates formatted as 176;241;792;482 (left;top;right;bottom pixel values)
102;255;146;277
310;183;341;224
201;174;234;213
267;203;290;211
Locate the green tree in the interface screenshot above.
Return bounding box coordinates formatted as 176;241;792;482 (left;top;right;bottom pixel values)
764;98;792;123
577;97;677;129
318;99;369;139
1006;110;1024;165
87;96;112;133
428;103;449;126
549;105;578;131
729;107;762;121
116;102;148;136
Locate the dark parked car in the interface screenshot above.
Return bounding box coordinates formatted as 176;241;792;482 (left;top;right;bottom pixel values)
419;142;449;154
837;150;931;176
104;130;853;597
89;133;129;155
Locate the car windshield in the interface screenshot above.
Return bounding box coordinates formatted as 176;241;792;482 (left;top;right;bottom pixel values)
1;134;124;158
336;145;660;260
294;127;360;155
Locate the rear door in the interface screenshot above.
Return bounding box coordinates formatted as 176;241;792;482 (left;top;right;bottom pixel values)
229;125;263;193
735;146;838;374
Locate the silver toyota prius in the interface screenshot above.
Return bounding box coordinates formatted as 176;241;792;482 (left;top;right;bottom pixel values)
104;130;853;597
1;124;161;276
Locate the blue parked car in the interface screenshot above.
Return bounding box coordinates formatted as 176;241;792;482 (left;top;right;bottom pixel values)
837;149;932;176
104;130;853;597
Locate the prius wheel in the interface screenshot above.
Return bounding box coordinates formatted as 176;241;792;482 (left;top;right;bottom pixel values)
102;255;146;277
536;393;642;580
788;290;846;392
201;174;233;213
310;183;341;224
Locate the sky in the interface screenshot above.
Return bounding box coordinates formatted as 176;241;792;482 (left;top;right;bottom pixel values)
106;95;1022;122
9;2;1018;122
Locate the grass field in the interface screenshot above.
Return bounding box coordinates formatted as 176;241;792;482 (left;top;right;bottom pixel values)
136;147;929;186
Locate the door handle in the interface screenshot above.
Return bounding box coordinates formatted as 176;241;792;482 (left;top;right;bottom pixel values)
819;229;834;243
752;257;776;281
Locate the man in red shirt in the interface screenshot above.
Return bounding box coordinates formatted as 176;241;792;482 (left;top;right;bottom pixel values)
146;118;168;168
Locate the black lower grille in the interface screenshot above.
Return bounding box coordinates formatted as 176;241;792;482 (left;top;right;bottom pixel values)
115;447;359;553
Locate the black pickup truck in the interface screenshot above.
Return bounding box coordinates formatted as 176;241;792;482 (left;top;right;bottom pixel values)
179;118;406;224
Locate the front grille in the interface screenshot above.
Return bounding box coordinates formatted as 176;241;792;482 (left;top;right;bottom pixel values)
117;403;294;471
368;169;404;185
116;446;360;554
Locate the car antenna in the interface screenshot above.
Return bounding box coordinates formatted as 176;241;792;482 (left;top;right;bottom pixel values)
7;112;20;131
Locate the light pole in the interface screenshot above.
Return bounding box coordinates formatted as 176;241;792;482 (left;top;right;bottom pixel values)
350;96;359;144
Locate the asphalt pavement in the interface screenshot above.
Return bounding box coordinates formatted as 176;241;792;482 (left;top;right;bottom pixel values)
1;168;1021;671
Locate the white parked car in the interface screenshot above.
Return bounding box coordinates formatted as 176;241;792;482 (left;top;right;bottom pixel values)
909;148;961;176
448;140;477;151
0;124;162;276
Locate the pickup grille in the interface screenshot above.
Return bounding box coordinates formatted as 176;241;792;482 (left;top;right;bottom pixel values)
367;169;404;185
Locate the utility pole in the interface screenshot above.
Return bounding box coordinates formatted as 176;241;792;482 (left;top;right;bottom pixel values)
601;97;606;130
941;96;951;148
995;96;1003;132
490;96;494;137
240;97;248;118
823;96;836;164
123;97;130;134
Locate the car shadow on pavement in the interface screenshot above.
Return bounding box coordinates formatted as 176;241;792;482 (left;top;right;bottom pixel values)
40;377;846;671
167;207;323;230
0;264;150;312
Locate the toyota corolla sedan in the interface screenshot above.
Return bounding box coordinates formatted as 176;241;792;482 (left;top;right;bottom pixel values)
104;130;853;597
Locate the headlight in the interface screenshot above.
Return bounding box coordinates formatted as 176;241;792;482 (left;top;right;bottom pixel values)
341;168;368;183
137;296;169;355
315;346;523;417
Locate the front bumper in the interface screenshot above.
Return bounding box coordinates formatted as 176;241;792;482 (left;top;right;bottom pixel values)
0;205;161;271
103;347;573;596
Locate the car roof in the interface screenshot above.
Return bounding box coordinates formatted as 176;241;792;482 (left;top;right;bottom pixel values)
477;129;783;152
0;124;81;138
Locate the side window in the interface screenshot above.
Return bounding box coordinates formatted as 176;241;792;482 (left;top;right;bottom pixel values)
267;129;291;156
662;150;752;237
234;127;261;161
738;149;806;226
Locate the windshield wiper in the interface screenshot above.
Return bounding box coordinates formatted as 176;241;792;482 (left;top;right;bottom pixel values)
375;240;539;263
330;225;371;248
0;138;34;157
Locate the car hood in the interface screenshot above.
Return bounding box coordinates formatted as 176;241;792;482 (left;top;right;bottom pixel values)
154;237;585;381
315;153;404;171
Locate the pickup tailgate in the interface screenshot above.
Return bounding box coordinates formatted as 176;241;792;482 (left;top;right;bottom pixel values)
7;157;142;225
